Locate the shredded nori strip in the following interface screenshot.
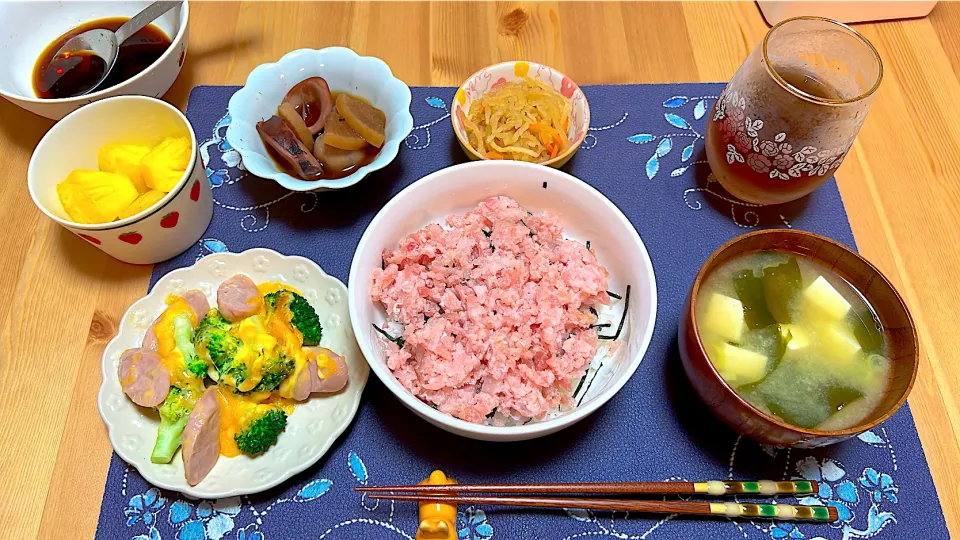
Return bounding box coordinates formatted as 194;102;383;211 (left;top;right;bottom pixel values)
607;290;622;300
598;285;631;341
485;408;498;419
381;258;385;270
586;240;591;250
577;363;603;407
482;229;492;237
588;307;598;317
519;219;535;238
589;323;611;329
372;324;405;348
572;373;588;399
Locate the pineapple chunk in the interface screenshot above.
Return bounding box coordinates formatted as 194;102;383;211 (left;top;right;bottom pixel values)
712;343;768;386
98;143;150;193
118;190;167;219
818;324;861;365
782;324;810;351
803;276;851;320
702;293;745;343
141;136;192;192
56;170;139;224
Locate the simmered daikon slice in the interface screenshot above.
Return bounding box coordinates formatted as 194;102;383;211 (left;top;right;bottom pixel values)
324;110;368;150
336;93;386;148
312;134;367;172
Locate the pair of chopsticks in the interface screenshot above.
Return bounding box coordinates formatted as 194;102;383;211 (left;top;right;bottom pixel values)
356;480;838;522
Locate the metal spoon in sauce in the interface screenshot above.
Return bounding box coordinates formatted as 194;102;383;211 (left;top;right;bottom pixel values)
51;1;183;97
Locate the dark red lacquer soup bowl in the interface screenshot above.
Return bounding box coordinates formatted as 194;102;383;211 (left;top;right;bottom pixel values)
679;229;918;448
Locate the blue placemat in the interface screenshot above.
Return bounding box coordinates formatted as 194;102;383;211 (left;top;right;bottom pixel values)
96;84;947;540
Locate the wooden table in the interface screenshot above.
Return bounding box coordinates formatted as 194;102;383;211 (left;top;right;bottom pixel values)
2;2;958;537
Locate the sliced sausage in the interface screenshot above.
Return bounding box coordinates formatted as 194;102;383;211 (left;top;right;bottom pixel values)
181;387;221;486
289;362;313;402
118;348;171;407
141;315;161;350
182;289;211;322
216;274;262;322
142;291;208;349
307;347;349;394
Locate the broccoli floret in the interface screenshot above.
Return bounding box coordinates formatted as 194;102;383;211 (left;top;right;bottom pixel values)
264;290;322;346
251;354;296;392
234;408;287;454
195;310;246;385
151;387;194;464
174;314;209;380
186;358;209;378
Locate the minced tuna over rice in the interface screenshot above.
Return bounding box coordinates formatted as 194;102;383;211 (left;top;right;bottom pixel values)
371;196;611;424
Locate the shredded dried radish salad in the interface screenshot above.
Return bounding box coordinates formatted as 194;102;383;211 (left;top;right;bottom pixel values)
370;196;620;425
459;78;572;163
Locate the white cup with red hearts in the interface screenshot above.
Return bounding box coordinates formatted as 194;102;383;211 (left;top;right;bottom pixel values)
28;96;212;264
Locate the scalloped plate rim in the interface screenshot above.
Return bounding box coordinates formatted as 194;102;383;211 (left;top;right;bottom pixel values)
97;247;369;498
225;47;413;192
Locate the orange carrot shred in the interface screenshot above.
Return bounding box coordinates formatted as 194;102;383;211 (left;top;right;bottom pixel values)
485;151;504;159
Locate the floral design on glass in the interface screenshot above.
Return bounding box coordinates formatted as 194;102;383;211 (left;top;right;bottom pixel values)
713;89;846;182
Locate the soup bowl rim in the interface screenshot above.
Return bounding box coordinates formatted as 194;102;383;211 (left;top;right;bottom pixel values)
686;228;919;439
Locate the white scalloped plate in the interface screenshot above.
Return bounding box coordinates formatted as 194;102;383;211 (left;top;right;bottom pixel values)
97;248;369;498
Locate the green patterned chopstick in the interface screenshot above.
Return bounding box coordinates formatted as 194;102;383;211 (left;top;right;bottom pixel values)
365;493;838;522
358;479;819;497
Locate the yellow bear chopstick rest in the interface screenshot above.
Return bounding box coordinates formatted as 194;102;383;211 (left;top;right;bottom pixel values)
416;470;458;540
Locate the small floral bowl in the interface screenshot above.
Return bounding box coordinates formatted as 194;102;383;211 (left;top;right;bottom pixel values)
226;47;413;192
451;61;589;168
27;96;213;265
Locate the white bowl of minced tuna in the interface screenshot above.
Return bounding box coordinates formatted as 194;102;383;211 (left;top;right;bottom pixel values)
348;160;658;441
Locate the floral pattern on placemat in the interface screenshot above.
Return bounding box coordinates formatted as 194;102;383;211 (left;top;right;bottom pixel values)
94;85;947;540
114;433;903;540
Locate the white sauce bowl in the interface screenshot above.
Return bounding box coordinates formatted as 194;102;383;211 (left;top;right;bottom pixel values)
0;1;189;120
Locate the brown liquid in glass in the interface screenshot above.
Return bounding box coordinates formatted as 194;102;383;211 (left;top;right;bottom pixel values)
777;68;845;100
33;17;171;99
706;67;845;205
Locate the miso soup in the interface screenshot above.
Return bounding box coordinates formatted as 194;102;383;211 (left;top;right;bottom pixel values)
695;251;890;431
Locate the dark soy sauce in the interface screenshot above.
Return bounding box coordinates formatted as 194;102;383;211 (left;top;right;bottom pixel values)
33;17;171;99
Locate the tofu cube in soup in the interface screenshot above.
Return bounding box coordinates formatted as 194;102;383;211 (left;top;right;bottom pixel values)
817;324;862;365
713;343;768;386
702;293;745;343
803;275;851;320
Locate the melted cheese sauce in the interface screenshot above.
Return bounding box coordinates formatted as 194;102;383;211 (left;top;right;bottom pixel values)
151;284;339;458
214;387;296;457
152;296;204;403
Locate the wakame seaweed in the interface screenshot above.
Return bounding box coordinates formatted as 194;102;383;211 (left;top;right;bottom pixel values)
734;269;776;329
762;257;802;324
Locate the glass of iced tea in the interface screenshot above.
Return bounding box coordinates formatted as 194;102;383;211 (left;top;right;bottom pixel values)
705;17;882;205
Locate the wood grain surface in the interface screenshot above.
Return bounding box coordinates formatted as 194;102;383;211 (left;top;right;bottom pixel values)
0;2;957;538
